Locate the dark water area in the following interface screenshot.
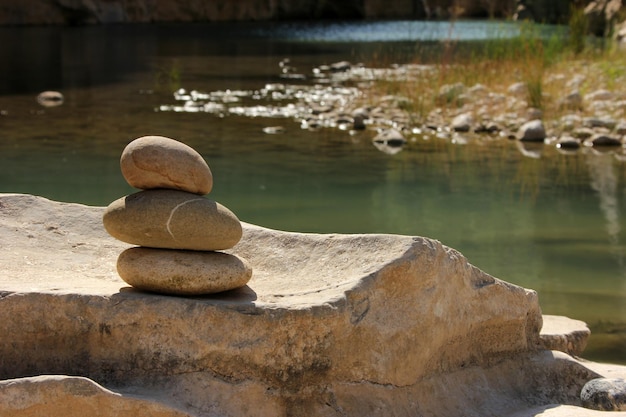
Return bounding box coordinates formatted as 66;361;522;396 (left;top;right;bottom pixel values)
0;20;624;364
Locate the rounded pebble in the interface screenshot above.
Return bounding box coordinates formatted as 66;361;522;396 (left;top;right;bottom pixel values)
452;113;473;132
37;91;64;107
103;189;242;251
556;135;581;149
581;378;626;411
117;247;252;295
583;134;623;147
517;120;546;142
121;135;213;195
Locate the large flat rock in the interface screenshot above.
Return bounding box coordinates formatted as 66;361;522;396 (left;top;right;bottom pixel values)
0;193;624;417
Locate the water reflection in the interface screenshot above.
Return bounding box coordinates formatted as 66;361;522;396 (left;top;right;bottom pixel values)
583;151;626;363
372;137;405;154
516;140;543;159
586;151;624;270
371;128;407;154
256;20;540;42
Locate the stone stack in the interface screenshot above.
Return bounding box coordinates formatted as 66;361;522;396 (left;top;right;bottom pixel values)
102;135;252;295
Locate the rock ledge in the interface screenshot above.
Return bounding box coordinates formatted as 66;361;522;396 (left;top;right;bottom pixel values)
0;193;625;417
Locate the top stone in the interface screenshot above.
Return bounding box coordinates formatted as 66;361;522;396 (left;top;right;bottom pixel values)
121;136;213;195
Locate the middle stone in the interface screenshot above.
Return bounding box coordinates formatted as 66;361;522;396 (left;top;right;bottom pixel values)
103;189;243;251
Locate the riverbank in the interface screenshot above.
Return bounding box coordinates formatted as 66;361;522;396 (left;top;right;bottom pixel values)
158;43;626;158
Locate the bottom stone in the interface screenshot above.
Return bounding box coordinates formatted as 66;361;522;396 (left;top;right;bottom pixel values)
117;247;252;295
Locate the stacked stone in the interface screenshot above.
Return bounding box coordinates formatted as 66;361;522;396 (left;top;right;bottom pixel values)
102;135;252;295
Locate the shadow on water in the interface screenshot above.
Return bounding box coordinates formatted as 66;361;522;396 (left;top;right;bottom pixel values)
0;25;153;95
0;19;557;95
0;22;425;95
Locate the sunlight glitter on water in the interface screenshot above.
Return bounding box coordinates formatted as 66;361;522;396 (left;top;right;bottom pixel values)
252;20;528;42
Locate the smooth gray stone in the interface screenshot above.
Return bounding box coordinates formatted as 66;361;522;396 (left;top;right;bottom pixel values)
103;189;242;251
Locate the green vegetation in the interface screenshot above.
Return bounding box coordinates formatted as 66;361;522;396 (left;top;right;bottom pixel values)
568;5;589;55
154;60;182;93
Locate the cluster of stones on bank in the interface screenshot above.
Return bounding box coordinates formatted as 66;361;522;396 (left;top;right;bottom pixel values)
157;60;626;157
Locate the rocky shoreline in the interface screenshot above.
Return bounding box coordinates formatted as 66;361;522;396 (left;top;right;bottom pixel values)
157;58;626;158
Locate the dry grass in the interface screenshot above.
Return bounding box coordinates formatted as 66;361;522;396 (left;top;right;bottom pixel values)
369;27;626;128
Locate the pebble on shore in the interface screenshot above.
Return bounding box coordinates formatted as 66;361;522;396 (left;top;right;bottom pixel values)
157;61;626;158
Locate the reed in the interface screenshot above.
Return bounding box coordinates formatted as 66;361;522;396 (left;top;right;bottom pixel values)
154;61;182;93
568;4;589;55
370;12;626;126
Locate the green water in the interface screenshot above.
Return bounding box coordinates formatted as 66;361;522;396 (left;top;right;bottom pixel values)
0;22;624;364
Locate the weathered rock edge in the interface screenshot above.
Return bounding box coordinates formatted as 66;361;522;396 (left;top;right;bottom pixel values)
0;375;191;417
0;193;623;417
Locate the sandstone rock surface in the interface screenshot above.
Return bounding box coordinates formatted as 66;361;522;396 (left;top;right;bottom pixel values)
102;189;242;250
1;193;626;417
0;375;190;417
540;315;590;357
120;135;213;195
117;247;252;295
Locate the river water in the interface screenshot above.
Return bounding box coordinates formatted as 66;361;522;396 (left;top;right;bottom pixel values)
0;21;624;364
